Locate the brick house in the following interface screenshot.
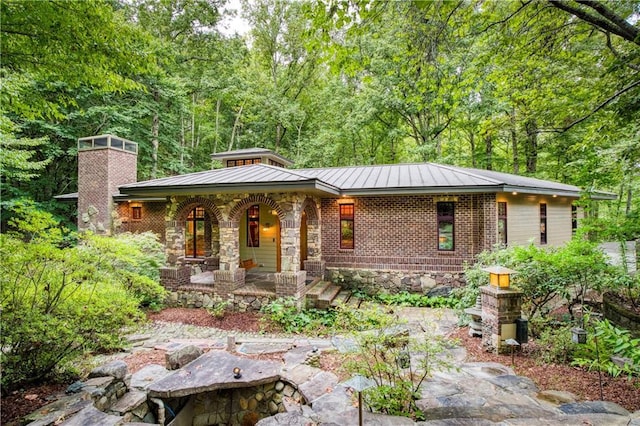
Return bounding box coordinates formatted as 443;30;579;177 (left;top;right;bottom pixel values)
58;134;615;310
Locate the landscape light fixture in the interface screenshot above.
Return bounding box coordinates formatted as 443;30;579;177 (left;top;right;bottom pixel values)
571;326;603;400
233;367;242;379
342;375;376;426
482;266;516;289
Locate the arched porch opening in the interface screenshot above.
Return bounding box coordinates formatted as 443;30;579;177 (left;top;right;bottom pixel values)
169;197;223;265
229;196;285;273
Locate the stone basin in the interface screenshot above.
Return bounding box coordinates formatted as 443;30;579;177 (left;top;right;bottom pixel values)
148;351;280;399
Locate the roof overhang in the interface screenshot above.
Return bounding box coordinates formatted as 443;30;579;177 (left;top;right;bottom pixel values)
119;179;340;197
54;192;79;202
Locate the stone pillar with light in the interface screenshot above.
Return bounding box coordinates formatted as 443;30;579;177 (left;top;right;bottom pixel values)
480;266;524;354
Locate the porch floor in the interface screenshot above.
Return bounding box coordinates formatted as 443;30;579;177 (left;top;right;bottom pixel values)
186;269;322;299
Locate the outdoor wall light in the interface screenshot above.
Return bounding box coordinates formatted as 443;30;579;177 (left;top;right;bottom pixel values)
482;266;516;289
233;367;242;379
263;222;272;231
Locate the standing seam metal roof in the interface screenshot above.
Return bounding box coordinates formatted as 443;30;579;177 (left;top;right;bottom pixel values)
119;161;594;197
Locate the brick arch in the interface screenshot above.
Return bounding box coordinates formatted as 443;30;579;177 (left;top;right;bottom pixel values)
174;196;223;223
300;197;319;221
228;195;285;224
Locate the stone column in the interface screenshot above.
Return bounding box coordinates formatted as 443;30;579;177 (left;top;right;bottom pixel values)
480;285;523;354
213;220;244;301
218;221;240;271
165;220;185;265
275;203;306;302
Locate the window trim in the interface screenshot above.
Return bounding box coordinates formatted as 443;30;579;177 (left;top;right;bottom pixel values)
339;203;354;249
571;205;578;234
227;158;262;167
247;205;260;247
131;205;142;220
540;203;548;245
497;201;507;245
437;201;455;251
186;207;206;258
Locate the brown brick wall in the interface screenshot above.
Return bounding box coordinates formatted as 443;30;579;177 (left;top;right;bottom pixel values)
115;201;166;242
78;147;137;232
320;194;497;273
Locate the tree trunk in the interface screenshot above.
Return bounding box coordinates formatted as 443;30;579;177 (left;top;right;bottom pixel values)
213;98;221;154
469;131;476;168
510;108;519;174
151;87;160;179
180;112;186;167
484;132;493;171
229;104;244;151
525;118;538;173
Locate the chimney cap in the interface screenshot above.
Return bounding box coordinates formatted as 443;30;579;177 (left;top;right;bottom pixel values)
78;134;138;154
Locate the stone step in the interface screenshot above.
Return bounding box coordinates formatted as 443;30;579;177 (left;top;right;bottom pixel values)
316;284;342;309
347;296;362;309
330;290;352;307
305;280;332;301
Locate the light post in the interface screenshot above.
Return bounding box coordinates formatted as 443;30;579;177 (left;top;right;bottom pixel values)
571;326;604;400
342;375;376;426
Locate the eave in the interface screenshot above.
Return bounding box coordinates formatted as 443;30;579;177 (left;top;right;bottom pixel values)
119;179;340;198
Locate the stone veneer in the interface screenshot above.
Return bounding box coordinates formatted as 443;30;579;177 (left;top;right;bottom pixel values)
184;380;301;425
165;288;275;312
327;267;465;296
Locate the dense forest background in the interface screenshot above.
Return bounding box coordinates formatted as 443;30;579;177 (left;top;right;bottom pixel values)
1;0;639;237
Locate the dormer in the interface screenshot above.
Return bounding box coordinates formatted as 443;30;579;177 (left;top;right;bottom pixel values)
211;148;293;168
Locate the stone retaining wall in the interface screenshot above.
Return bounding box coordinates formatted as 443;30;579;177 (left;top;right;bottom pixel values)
189;380;301;426
603;292;640;337
327;267;465;296
165;289;274;312
233;294;276;312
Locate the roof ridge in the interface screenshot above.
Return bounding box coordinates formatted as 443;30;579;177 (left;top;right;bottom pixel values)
428;163;503;185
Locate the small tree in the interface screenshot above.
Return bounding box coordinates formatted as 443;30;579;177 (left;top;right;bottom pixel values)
345;320;457;419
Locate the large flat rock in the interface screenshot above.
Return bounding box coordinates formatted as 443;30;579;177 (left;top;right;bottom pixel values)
59;405;122;426
147;350;280;398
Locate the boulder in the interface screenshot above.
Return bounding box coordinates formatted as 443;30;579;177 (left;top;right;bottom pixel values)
165;344;203;370
89;360;128;380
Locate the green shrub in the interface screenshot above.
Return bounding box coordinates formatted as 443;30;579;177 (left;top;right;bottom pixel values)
0;235;143;391
78;232;167;309
260;298;396;335
529;321;577;364
458;239;614;325
0;204;159;391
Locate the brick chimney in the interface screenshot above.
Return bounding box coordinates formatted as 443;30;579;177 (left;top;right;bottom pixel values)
77;135;138;233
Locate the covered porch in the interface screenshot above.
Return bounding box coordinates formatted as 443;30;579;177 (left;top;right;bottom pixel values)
159;193;326;310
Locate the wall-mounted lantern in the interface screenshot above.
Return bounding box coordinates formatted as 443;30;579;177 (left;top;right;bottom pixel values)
262;222;272;231
482;266;517;289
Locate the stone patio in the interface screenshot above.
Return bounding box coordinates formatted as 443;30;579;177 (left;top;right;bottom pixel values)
21;308;640;426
